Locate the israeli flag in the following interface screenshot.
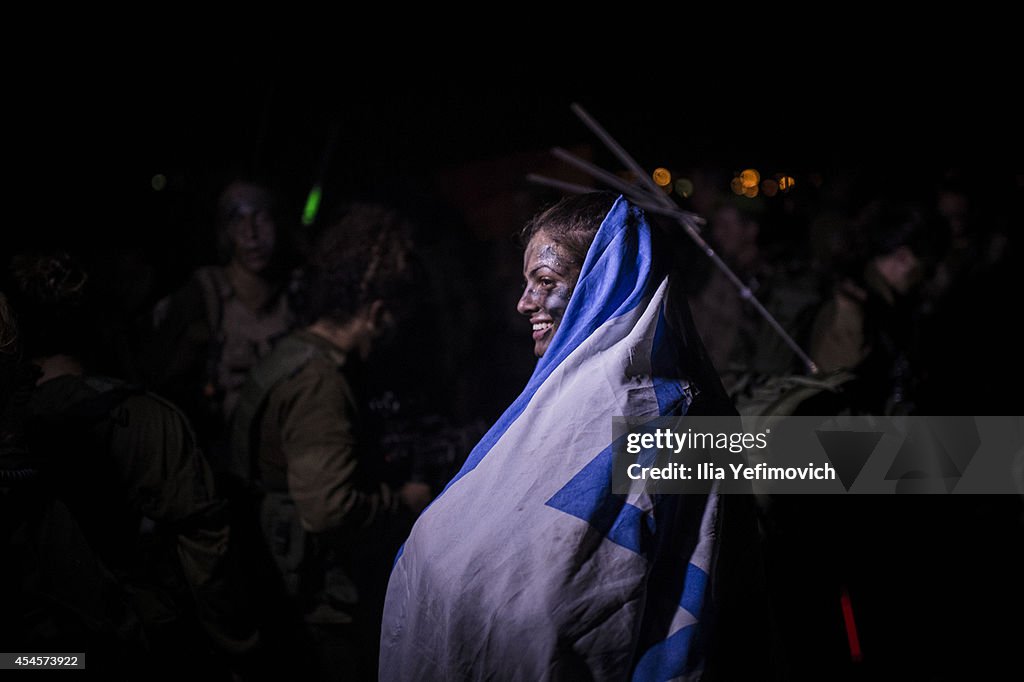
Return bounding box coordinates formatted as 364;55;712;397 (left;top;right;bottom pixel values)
381;197;721;681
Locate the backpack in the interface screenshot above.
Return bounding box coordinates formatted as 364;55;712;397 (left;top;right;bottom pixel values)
4;374;147;669
731;370;857;421
228;334;317;489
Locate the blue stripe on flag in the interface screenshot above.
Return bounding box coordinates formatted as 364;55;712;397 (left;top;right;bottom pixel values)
652;307;692;416
631;562;709;681
678;561;709;617
631;623;698;682
607;501;657;556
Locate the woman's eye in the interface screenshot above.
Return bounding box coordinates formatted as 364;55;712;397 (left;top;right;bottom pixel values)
540;277;554;287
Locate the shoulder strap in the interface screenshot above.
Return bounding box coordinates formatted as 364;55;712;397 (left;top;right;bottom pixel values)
194;267;229;336
194;268;230;396
45;376;144;423
228;335;317;487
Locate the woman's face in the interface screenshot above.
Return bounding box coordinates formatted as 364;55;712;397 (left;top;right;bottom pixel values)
517;231;581;358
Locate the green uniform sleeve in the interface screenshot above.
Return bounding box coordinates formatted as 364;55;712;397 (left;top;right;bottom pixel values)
272;367;395;534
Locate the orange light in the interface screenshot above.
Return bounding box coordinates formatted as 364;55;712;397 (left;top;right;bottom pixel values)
743;185;759;198
740;169;760;189
652;167;672;187
730;177;744;195
779;176;796;191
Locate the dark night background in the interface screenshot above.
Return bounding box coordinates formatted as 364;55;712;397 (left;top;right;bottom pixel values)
6;48;1024;680
14;53;1023;418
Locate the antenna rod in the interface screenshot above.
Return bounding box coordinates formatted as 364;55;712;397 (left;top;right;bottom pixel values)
552;106;818;374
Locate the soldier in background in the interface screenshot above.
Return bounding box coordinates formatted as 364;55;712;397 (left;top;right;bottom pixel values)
142;177;303;475
231;204;432;681
7;253;259;679
809;200;941;415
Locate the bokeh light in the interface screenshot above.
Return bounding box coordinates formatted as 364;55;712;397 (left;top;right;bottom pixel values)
652;167;672;187
674;178;694;198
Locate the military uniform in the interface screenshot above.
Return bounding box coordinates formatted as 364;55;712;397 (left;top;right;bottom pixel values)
25;375;258;668
144;265;300;471
233;330;409;680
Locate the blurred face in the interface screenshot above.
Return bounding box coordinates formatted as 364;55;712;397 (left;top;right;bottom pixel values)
937;191;969;237
516;231;581;358
711;205;758;269
877;246;923;295
220;182;276;273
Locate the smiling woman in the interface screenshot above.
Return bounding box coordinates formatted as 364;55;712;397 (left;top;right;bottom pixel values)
381;192;774;681
517;192;618;357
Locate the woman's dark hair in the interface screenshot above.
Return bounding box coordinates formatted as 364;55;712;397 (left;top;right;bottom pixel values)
6;252;93;360
861;200;941;260
831;199;946;280
519;192;619;269
306;203;416;324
